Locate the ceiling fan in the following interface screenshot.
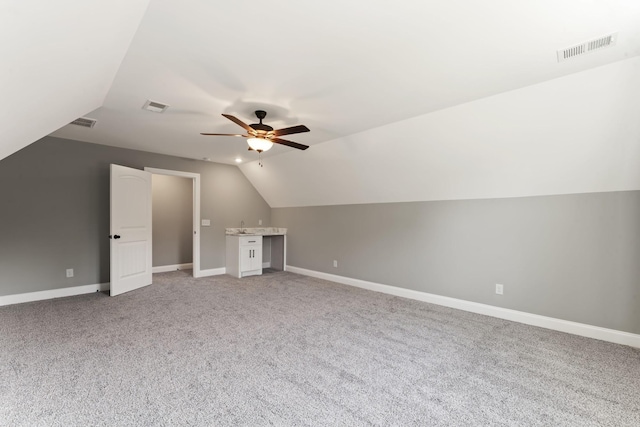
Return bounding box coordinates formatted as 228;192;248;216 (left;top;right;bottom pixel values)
201;110;310;153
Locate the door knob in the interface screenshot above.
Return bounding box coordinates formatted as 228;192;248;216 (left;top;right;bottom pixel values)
109;235;121;239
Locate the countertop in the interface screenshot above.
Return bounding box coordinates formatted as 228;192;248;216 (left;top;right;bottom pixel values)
225;227;287;236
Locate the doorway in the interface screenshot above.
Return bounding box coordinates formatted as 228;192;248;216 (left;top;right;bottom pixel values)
144;167;202;278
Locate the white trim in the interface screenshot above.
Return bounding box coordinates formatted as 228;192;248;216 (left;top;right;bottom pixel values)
199;267;226;277
286;266;640;349
144;167;202;278
0;283;110;307
152;263;194;273
262;262;271;268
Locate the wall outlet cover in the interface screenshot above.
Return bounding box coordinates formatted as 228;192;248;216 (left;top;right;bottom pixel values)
66;269;74;278
333;260;338;268
201;219;211;226
496;284;504;295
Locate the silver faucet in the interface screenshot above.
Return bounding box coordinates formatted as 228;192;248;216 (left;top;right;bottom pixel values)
240;220;244;233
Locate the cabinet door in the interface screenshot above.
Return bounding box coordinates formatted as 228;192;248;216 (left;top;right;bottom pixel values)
240;245;262;272
240;246;253;272
250;244;262;270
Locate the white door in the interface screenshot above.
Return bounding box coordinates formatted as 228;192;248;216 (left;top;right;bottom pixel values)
240;246;253;272
110;164;152;296
251;245;262;270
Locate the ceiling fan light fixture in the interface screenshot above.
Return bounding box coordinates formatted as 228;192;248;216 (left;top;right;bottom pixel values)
247;137;273;152
201;111;310;154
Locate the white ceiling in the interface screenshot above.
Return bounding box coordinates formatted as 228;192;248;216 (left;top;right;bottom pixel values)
0;0;150;161
44;0;640;165
243;56;640;207
2;1;640;208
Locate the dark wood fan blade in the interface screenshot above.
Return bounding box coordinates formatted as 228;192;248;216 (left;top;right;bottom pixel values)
273;124;310;137
200;133;248;137
272;137;309;150
222;114;254;133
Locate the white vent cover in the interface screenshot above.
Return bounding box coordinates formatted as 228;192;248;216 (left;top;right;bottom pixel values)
69;117;97;128
557;33;618;62
142;100;170;113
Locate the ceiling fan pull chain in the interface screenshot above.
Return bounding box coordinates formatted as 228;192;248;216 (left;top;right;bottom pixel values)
259;152;263;167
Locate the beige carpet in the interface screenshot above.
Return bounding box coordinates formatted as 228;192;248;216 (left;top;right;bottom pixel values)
1;270;639;426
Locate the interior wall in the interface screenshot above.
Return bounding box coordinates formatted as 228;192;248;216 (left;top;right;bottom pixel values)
0;136;271;296
273;190;640;334
262;239;271;266
152;174;193;267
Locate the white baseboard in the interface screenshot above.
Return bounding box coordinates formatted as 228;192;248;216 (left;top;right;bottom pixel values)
152;263;194;273
199;267;226;277
0;283;110;307
286;266;640;349
0;266;226;305
262;262;271;268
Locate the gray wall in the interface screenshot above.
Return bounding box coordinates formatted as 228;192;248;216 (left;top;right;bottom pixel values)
0;136;271;296
273;191;640;334
152;174;193;267
2;137;637;336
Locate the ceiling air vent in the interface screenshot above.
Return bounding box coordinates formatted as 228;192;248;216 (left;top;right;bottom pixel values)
557;33;618;62
142;99;170;113
70;117;97;128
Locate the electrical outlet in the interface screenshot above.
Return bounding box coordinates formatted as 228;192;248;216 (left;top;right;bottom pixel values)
66;269;74;278
333;260;338;268
495;284;504;295
258;219;262;225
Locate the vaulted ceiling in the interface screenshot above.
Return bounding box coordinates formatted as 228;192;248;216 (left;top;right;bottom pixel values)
3;1;640;207
0;0;150;161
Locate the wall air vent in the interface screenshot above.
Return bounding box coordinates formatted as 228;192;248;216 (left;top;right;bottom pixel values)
557;33;618;62
142;99;170;113
69;117;97;128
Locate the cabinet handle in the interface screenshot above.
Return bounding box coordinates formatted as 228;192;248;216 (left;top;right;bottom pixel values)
248;240;256;243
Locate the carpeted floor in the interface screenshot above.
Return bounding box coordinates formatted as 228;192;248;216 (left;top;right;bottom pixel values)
1;271;639;426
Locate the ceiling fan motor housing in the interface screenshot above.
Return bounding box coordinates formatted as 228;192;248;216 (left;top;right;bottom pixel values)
251;110;273;132
251;123;273;132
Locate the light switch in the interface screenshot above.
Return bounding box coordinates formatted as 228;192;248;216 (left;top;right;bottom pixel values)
201;219;211;226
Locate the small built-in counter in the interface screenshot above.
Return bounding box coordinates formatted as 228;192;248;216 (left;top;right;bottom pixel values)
225;228;287;278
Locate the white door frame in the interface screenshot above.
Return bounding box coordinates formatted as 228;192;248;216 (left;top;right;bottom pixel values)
145;167;202;278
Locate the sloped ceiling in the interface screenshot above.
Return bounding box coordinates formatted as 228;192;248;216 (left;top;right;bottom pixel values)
241;57;640;207
3;1;640;208
49;1;640;165
0;0;150;161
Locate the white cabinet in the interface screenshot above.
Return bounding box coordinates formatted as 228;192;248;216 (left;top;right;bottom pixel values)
226;235;262;278
240;244;261;272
